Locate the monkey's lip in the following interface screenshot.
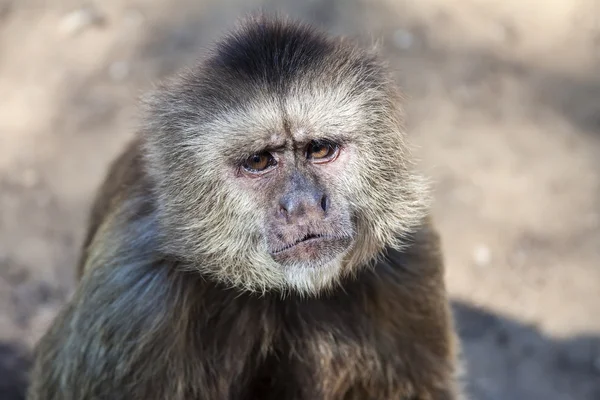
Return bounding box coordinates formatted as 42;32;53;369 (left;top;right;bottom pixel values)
269;233;352;265
270;233;334;255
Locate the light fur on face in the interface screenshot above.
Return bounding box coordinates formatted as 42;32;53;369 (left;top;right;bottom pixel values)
140;15;430;295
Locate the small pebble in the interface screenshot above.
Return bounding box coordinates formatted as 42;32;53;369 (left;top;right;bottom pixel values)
473;244;492;267
124;9;145;29
109;61;130;81
59;6;104;36
393;29;414;50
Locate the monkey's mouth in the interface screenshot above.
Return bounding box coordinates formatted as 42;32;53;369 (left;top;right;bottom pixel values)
269;233;352;265
271;233;329;255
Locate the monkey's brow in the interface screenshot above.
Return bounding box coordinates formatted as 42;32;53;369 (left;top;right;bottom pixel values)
225;141;287;161
221;127;353;159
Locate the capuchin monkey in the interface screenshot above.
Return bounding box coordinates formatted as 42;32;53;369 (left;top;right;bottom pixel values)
28;15;464;400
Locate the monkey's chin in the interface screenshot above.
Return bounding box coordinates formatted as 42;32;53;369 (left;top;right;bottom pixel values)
269;237;353;294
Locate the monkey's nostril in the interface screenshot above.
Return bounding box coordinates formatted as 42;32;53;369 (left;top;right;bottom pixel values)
320;195;328;213
278;204;288;218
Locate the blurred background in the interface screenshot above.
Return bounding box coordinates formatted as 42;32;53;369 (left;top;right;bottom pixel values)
0;0;599;399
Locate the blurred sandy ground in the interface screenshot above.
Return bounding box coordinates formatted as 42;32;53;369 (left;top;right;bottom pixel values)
0;0;599;398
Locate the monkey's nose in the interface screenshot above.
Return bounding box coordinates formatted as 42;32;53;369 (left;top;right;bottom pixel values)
278;192;328;221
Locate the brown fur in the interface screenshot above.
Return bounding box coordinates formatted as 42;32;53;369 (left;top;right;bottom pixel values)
28;15;464;400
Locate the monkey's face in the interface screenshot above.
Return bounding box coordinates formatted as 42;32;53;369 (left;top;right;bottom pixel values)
236;131;356;285
144;92;425;294
143;18;429;294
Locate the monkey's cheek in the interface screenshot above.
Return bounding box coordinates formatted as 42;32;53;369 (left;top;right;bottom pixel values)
270;237;352;267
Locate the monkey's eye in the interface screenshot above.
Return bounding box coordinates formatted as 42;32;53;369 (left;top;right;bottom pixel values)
242;152;276;173
306;141;339;163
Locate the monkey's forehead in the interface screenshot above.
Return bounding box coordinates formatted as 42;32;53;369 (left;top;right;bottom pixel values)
195;92;362;156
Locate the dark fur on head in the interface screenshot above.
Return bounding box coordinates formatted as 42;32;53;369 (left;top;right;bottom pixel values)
142;15;428;294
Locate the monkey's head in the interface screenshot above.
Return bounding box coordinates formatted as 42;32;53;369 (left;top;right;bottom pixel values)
142;16;429;295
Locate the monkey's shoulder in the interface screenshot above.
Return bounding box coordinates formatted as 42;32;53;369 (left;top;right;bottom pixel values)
77;138;148;277
374;217;445;281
